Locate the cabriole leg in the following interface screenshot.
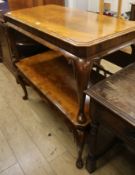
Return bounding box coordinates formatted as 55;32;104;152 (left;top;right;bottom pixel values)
16;75;28;100
72;58;94;124
74;129;87;169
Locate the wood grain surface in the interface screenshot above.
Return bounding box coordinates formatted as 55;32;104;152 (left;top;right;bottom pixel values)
5;5;135;47
86;62;135;126
16;50;90;126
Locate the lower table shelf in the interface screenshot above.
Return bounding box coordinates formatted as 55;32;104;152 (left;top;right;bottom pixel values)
16;50;104;127
16;50;90;127
15;50;105;168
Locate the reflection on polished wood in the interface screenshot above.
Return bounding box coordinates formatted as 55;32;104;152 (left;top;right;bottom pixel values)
5;5;135;58
5;4;135;44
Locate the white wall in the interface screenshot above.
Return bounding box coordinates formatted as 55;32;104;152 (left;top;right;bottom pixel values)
66;0;76;8
76;0;88;10
88;0;98;12
66;0;88;10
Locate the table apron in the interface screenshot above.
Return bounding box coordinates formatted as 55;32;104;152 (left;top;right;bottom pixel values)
5;20;135;60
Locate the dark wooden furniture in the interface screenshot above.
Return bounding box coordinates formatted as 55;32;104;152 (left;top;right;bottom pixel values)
85;63;135;173
44;0;64;5
8;0;64;10
0;0;64;72
0;44;2;62
130;3;135;20
0;0;47;72
103;49;135;68
0;0;8;63
4;5;135;168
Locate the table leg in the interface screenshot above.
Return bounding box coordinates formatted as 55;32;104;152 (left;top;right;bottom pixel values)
0;27;3;62
72;58;94;124
85;99;99;173
86;112;99;173
75;128;87;169
0;45;2;62
16;74;28;100
131;44;135;59
7;27;20;63
7;27;29;99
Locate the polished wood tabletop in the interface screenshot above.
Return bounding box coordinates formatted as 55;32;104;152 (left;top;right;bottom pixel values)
5;5;135;58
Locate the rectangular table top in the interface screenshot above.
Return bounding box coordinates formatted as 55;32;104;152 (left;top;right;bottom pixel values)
86;63;135;127
4;5;135;58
